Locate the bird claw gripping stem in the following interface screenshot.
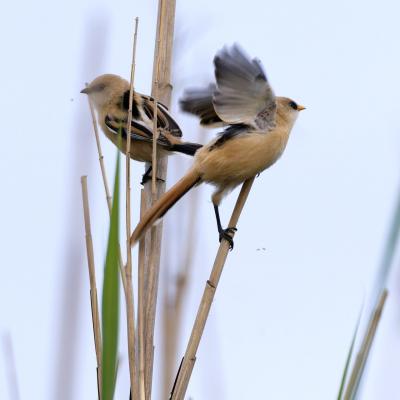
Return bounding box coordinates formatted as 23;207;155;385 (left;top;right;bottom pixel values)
219;227;237;250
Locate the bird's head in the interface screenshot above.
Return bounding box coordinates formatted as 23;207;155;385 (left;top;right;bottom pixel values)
276;97;306;126
81;74;129;109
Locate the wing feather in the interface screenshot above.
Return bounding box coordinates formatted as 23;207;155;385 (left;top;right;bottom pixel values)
105;116;172;148
179;84;223;127
212;44;277;130
140;95;182;137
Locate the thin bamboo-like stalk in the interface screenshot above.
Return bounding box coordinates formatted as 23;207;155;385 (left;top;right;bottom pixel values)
140;1;177;399
138;189;147;400
81;176;102;399
87;92;112;210
125;17;139;400
144;38;161;395
343;289;388;400
151;43;160;199
86;94;128;294
144;226;160;398
162;131;202;397
171;178;255;400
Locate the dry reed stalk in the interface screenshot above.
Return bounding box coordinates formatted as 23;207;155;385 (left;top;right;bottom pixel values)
343;289;388;400
86;94;128;293
124;17;139;400
171;178;255;400
162;132;202;397
138;189;147;400
87;92;112;210
144;226;160;398
151;43;160;199
143;22;161;397
80;176;102;399
140;1;177;398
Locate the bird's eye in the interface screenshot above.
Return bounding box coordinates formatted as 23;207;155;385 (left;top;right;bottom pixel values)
289;101;298;110
93;83;106;92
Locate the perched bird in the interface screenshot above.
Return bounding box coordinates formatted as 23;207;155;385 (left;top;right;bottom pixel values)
81;74;202;183
130;44;305;248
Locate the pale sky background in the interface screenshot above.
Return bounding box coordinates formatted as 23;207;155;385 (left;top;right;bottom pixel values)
1;0;400;399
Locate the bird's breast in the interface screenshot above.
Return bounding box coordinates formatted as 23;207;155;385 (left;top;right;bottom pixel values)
194;128;290;185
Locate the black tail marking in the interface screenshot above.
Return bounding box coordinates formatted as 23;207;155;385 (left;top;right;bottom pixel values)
171;142;202;156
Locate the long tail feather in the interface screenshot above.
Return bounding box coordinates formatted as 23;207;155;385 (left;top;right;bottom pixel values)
171;142;202;156
130;169;202;245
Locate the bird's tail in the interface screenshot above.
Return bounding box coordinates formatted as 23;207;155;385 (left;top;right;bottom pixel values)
170;142;202;156
130;168;202;245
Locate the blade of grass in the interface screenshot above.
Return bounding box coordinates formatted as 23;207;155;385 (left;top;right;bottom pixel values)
345;181;400;398
86;90;128;293
373;183;400;296
337;305;363;400
102;154;121;400
343;289;388;400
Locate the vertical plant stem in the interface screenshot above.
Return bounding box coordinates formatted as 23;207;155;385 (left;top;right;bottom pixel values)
86;94;128;294
337;306;363;400
87;92;112;211
125;17;139;400
144;226;160;398
343;289;388;400
140;1;177;398
81;176;102;399
162;160;201;397
102;156;121;400
171;178;255;400
151;48;160;200
138;189;147;400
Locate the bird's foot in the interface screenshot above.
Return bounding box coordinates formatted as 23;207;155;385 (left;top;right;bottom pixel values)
141;175;166;186
219;227;237;250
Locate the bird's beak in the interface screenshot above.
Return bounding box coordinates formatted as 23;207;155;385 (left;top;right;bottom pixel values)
297;104;306;111
80;87;90;94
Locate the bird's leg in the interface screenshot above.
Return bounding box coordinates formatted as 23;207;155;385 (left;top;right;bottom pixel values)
141;165;152;185
213;204;237;250
141;165;165;185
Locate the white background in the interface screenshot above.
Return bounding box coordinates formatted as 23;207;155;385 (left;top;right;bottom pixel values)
0;0;399;399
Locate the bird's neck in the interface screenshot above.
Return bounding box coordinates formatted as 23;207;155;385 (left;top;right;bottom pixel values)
276;107;297;132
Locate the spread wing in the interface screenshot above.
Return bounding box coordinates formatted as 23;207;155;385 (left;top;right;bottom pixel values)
213;44;277;131
179;84;223;127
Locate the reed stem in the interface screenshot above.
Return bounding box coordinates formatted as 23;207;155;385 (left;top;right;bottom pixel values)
81;176;102;399
171;178;255;400
124;17;139;400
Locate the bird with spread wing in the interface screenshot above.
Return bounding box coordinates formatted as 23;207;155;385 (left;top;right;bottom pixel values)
130;44;305;248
